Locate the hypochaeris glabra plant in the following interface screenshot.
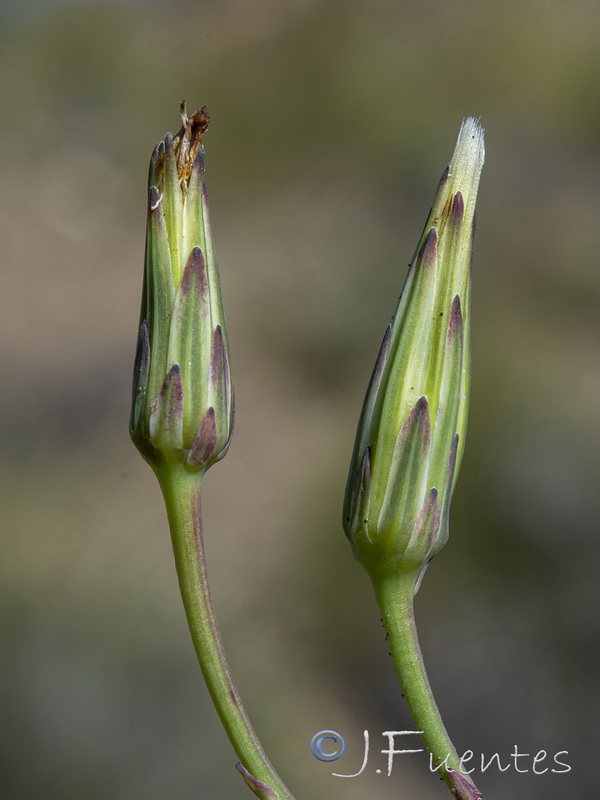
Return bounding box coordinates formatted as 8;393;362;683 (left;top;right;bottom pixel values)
130;106;487;800
130;104;296;800
343;118;485;800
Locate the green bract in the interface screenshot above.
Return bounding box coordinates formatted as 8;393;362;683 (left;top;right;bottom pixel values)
130;105;233;473
343;118;484;580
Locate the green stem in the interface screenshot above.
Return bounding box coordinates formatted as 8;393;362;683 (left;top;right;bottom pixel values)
374;572;483;799
157;464;296;800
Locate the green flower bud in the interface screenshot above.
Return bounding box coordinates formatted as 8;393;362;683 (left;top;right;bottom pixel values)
343;118;484;580
130;104;234;473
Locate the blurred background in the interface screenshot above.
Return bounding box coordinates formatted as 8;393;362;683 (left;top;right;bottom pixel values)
1;0;600;798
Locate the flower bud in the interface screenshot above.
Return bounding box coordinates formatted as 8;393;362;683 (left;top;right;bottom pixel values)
343;118;484;580
130;104;233;473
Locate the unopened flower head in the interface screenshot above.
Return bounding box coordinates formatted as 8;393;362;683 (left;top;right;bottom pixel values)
343;118;484;580
130;104;233;473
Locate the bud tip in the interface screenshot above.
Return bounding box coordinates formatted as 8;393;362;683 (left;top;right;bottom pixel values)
448;117;485;200
173;102;211;186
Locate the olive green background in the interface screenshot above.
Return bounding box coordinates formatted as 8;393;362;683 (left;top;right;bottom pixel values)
2;1;599;798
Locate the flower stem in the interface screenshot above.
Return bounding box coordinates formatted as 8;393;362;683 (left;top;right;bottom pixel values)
373;572;484;800
157;464;296;800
